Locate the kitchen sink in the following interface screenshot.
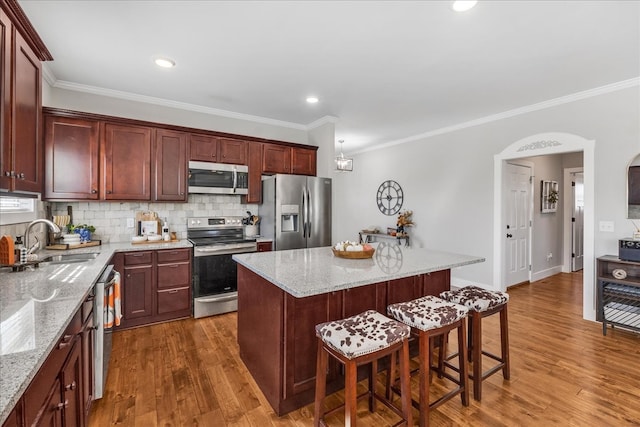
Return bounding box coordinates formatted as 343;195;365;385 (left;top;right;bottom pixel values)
39;252;100;264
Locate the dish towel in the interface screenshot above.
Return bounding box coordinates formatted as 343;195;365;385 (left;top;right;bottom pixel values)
104;272;122;328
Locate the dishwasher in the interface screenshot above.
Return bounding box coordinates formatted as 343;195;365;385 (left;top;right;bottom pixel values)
93;264;118;399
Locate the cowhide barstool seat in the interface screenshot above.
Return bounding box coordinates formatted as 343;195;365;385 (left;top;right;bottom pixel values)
440;286;510;401
314;310;413;427
387;296;470;427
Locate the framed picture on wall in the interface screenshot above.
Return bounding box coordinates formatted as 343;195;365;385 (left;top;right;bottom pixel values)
541;180;559;213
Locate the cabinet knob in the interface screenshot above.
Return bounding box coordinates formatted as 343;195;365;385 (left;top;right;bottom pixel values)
17;172;25;179
106;190;112;194
64;381;77;391
4;170;14;177
91;189;97;194
56;400;69;410
58;334;74;349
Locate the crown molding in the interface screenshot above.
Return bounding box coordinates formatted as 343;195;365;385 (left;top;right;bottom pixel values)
353;77;640;155
41;63;56;87
307;115;339;130
51;80;309;131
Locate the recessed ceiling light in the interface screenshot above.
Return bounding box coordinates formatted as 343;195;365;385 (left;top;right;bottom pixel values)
306;96;319;104
154;57;176;68
452;1;477;12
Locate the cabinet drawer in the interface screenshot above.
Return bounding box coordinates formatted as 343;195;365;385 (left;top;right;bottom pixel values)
157;262;190;289
156;248;190;263
124;251;153;266
157;287;191;314
81;293;94;323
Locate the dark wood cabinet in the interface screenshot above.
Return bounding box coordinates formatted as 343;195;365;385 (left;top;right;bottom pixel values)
291;146;316;176
597;255;640;335
0;2;49;193
117;248;191;330
262;144;291;174
387;276;423;306
154;129;187;201
60;340;83;427
121;252;154;324
423;270;450;296
44;116;100;200
262;143;317;176
257;241;272;252
2;401;21;427
218;138;247;164
245;141;263;203
102;123;152;200
189;133;218;162
79;302;94;425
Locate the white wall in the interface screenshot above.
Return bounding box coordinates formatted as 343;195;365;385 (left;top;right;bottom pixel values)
333;85;640;290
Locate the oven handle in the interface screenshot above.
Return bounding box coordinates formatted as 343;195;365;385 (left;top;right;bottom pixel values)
197;294;238;303
232;166;238;194
194;245;257;256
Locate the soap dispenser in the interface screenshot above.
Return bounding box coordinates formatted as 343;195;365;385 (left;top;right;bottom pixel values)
162;218;170;241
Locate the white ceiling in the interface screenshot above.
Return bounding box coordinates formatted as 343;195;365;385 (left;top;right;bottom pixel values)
18;1;640;152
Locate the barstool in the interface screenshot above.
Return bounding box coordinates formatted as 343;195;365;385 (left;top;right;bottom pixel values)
314;310;413;427
440;286;510;401
387;296;470;427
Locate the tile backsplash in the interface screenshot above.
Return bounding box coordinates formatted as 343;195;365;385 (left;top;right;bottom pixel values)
0;195;257;247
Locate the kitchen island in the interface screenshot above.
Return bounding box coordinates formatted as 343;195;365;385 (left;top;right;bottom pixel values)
233;243;484;415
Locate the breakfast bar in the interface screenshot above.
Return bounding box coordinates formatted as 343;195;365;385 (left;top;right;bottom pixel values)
233;243;484;415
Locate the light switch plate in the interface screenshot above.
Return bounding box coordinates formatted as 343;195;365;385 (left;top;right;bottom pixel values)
599;221;614;232
126;218;135;228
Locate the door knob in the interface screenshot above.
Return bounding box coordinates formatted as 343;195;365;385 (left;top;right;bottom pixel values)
506;233;513;238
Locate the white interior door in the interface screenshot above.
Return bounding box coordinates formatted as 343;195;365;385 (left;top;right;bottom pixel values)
572;172;584;271
504;162;532;286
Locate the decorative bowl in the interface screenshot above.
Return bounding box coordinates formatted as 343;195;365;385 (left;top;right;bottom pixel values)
147;235;163;241
131;235;147;242
332;247;375;259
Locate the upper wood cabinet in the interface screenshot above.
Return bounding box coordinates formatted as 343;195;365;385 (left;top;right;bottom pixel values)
262;143;317;176
102;123;152;200
44;115;100;200
245;141;263;204
154;129;187;201
189;134;247;165
0;5;49;193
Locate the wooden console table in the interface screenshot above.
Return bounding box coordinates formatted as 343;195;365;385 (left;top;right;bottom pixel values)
596;255;640;335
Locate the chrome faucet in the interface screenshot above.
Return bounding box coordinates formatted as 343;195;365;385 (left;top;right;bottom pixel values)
24;219;61;254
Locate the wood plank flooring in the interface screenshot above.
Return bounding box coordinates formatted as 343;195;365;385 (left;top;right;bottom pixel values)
90;272;640;426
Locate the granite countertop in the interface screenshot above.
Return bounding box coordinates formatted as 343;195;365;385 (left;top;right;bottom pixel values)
0;239;192;424
233;243;485;298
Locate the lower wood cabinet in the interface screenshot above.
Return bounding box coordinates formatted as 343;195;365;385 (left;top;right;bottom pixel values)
257;241;272;252
6;297;94;427
113;248;192;330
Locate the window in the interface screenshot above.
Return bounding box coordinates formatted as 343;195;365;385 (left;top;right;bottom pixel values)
0;195;37;225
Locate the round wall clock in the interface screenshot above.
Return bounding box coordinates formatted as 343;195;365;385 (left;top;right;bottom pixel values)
376;180;404;215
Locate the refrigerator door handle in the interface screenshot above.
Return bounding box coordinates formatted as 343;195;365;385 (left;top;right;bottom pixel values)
308;186;312;238
302;186;308;237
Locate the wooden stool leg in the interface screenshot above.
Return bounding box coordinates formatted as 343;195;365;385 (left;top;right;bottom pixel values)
398;339;414;427
314;341;328;427
369;360;377;412
345;360;358;427
457;318;470;406
467;318;473;363
386;351;397;400
471;311;482;401
500;305;511;380
418;331;430;427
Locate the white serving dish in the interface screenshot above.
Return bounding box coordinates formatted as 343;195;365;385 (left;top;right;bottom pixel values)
147;235;162;241
131;235;147;242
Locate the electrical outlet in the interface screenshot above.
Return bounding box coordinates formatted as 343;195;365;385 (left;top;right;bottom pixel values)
547;253;553;261
599;221;615;232
126;218;135;228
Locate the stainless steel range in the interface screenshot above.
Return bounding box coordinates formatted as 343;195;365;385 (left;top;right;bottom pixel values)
188;216;257;318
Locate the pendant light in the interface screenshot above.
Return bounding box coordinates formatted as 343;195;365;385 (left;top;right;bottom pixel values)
335;140;353;172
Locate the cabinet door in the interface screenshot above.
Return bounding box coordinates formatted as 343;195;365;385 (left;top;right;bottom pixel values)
245;141;262;204
122;264;153;320
28;377;64;427
154;129;187;201
157;261;190;289
257;241;272;252
1;401;21;427
12;30;42;193
291;147;316;176
283;292;341;398
103;123;151;200
0;9;10;190
387;276;423;306
60;339;83;427
218;138;247;164
262;144;291;174
80;313;94;423
44;116;100;200
343;282;386;318
189;133;218;162
422;270;450;296
156;287;191;315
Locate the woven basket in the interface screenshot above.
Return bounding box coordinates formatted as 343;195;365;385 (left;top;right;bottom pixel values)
332;247;375;259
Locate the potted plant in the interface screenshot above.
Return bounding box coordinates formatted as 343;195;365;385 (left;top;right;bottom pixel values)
68;224;95;242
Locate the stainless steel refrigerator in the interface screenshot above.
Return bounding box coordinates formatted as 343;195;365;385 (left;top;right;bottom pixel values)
259;175;332;250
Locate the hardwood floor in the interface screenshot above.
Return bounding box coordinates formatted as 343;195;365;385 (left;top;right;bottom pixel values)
90;272;640;426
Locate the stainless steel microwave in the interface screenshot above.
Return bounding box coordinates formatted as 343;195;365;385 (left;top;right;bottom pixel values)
188;161;249;195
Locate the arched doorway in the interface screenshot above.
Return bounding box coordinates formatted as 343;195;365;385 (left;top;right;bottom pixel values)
493;132;596;321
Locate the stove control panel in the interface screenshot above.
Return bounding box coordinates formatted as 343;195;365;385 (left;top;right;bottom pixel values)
187;217;244;229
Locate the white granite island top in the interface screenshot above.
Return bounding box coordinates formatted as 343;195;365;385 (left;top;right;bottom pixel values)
0;239;192;425
233;243;485;298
